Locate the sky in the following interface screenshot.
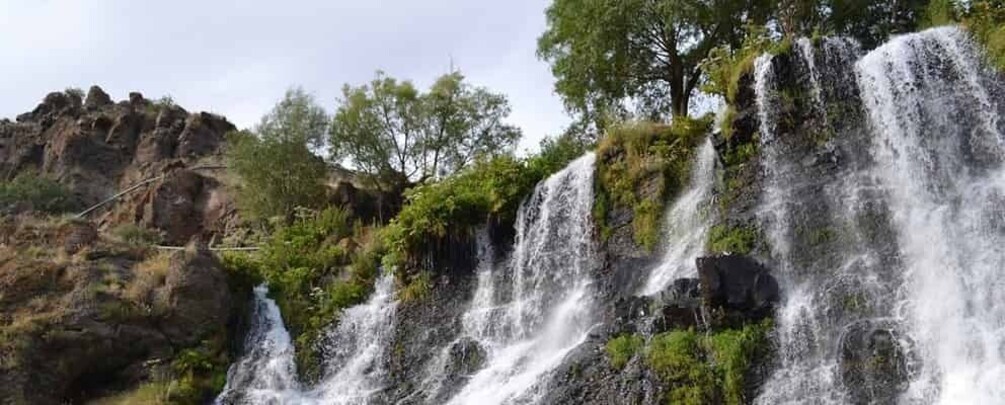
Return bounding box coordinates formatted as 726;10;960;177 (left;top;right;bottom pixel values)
0;0;570;153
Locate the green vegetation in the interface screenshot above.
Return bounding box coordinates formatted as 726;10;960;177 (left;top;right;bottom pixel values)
0;171;79;214
330;71;521;188
594;117;711;251
708;224;759;255
645;321;772;405
110;223;163;249
605;334;644;369
226;88;330;219
702;27;793;104
167;338;230;404
243;207;382;381
382;156;543;284
927;0;1005;70
537;0;773;123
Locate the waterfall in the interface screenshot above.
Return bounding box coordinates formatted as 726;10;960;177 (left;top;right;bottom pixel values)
216;286;306;405
641;138;717;295
217;273;397;405
756;26;1005;404
857;27;1005;403
445;153;598;405
313;272;397;403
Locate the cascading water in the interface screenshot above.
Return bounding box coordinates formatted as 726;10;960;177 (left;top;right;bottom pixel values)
857;27;1005;403
641;138;717;295
217;273;397;405
755;26;1005;404
445;153;598;405
217;286;305;405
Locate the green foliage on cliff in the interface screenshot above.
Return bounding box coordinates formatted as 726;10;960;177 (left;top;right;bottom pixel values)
382;150;581;293
228;206;383;382
595;117;711;251
0;171;79;214
702;26;792;104
708;224;759;255
645;321;772;405
606;334;644;369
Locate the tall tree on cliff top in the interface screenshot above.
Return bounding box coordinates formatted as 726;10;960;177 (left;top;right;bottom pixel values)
329;71;521;188
227;88;330;218
538;0;774;125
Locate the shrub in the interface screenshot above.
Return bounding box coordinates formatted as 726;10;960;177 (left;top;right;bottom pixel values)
111;223;163;248
707;224;759;255
605;334;644;369
382;155;542;276
0;172;79;214
595;117;711;251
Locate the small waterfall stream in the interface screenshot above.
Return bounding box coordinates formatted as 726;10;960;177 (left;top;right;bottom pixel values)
641;138;717;294
445;153;598;405
217;273;397;405
216;286;304;404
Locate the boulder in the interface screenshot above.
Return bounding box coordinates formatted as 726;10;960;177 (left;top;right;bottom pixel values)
697;254;779;324
84;86;112;110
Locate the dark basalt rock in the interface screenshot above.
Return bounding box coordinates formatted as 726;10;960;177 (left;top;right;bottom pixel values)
697;254;779;325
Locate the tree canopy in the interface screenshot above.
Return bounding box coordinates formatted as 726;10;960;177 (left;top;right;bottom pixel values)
329;71;521;188
537;0;774;123
227;88;330;219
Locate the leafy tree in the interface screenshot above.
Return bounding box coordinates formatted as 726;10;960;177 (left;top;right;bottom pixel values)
329;71;521;188
227;88;330;219
537;0;774;123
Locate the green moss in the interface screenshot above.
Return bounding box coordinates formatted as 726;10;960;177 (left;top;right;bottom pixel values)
595;117;711;251
707;224;758;255
645;321;772;405
605;334;644;369
701;26;794;104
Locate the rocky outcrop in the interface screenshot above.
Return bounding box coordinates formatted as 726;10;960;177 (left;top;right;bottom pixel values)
1;87;237;245
0;216;245;404
697;254;779;326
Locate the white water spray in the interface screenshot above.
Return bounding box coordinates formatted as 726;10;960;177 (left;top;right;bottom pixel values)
446;153;598;405
641;138;717;295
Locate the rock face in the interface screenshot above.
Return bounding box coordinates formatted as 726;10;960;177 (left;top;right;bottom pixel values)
0;87;237;244
0;217;244;404
697;254;779;325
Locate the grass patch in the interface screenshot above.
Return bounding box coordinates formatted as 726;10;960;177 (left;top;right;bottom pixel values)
645;321;772;405
594;117;711;251
605;334;644;369
707;224;758;255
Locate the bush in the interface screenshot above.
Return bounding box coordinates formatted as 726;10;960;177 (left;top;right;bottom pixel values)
226;131;329;219
707;224;759;255
382;155;542;277
605;334;644;369
0;172;79;214
701;26;792;103
595;117;711;251
111;223;163;248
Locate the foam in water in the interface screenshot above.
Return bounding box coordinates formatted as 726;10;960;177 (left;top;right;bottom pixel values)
446;153;598;405
641;138;717;295
217;273;397;405
857;27;1005;403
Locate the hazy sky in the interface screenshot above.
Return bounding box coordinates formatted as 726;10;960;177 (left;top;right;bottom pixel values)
0;0;569;153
